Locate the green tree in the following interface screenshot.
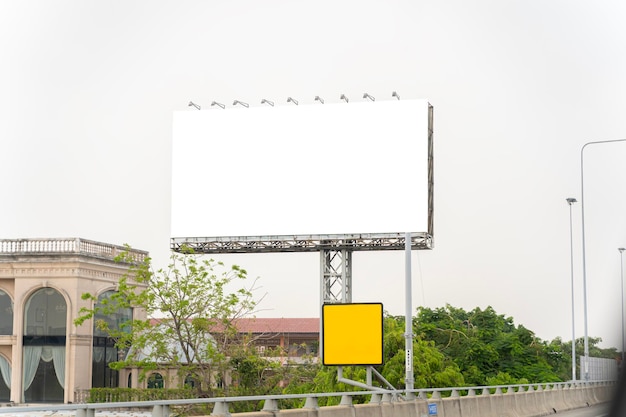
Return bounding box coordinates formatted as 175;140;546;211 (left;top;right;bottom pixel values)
283;314;465;399
415;305;560;385
587;336;619;359
544;336;620;382
75;248;260;397
228;342;286;396
382;315;465;388
545;337;572;381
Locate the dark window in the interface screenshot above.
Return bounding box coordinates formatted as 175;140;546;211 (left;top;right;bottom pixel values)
0;290;13;335
184;374;196;388
92;291;132;388
147;373;164;389
23;288;66;403
91;338;119;388
0;355;9;402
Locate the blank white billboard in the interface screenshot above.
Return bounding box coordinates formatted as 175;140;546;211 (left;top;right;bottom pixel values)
172;99;431;238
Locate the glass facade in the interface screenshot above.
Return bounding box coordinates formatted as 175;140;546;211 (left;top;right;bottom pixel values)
0;355;9;401
0;237;149;404
0;290;12;335
0;380;8;401
92;291;132;388
23;288;66;403
0;289;12;401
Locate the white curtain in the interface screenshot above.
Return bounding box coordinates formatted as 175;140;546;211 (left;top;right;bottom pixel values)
93;346;104;363
51;347;65;388
41;346;53;362
22;346;43;391
0;355;10;388
106;347;117;363
40;347;65;388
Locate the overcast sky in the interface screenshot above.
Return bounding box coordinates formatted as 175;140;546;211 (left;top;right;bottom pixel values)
2;1;626;349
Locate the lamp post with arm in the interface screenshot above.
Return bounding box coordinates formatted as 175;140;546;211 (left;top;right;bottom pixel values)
619;247;626;364
566;197;577;381
580;138;626;380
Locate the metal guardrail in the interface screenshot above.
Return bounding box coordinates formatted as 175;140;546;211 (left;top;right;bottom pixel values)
0;381;613;416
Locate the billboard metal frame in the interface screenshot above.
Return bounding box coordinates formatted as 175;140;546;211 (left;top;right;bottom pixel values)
170;231;432;254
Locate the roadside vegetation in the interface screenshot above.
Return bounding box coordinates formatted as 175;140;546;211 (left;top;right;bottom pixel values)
75;250;619;406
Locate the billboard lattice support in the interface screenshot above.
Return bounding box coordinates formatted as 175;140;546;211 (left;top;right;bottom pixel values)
320;248;352;304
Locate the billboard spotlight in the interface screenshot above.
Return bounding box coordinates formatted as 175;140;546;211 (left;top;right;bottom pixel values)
188;101;201;110
261;99;274;106
392;91;400;100
314;95;324;104
233;100;249;108
211;101;225;109
340;94;349;103
287;97;299;105
362;93;375;102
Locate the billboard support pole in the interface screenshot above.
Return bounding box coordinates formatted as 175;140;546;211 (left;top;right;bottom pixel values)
405;233;415;397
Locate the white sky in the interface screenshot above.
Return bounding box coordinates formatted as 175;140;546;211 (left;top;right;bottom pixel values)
2;1;626;349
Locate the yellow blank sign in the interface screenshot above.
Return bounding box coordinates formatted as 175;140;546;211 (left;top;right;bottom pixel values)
322;303;383;366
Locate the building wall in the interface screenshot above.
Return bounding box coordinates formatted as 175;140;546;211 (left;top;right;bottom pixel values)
0;238;148;404
0;239;321;404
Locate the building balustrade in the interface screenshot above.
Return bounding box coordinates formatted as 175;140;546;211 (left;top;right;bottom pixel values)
0;238;148;263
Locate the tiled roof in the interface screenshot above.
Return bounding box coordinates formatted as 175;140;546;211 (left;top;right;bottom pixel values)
149;317;320;334
232;317;319;334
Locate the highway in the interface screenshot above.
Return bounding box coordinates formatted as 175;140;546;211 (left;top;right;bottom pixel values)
558;404;609;417
0;403;613;417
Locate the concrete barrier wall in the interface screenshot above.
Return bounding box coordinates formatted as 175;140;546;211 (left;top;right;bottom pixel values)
434;384;611;417
228;384;613;417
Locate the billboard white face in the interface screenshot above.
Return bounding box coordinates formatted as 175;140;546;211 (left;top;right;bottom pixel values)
172;99;431;238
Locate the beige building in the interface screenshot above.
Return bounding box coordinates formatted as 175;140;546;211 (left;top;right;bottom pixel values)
0;238;148;404
233;318;319;363
0;238;321;404
125;318;320;391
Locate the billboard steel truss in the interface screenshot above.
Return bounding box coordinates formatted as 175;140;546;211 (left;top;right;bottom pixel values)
171;232;431;305
170;232;432;254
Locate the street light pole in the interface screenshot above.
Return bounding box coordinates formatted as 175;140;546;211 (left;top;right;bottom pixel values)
566;197;577;381
619;248;625;364
580;138;626;381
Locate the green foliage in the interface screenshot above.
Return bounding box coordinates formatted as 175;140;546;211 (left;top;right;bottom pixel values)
485;372;528;387
282;313;466;400
381;315;465;388
282;305;586;395
78;253;615;404
75;247;260;397
415;305;561;385
87;387;195;403
545;336;619;382
228;343;283;395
